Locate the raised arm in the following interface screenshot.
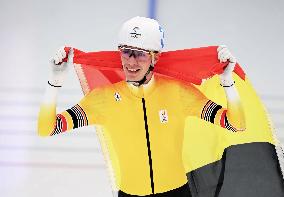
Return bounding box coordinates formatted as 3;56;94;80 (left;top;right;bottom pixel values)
217;45;245;131
181;45;245;132
37;47;89;136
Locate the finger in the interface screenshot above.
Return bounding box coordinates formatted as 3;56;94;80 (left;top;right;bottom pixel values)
67;48;74;63
55;52;63;61
59;47;67;58
219;47;229;55
59;46;65;53
221;51;235;63
218;48;228;60
219;52;227;62
217;45;227;52
53;59;59;65
229;56;236;63
57;53;63;62
57;50;65;60
54;58;59;65
218;50;225;61
55;46;65;60
60;51;66;61
50;57;55;64
220;52;230;62
220;57;227;63
54;54;61;64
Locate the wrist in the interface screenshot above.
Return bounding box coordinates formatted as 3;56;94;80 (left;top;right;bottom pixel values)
48;72;65;87
220;74;234;87
220;81;235;87
48;76;63;87
42;83;59;104
48;80;62;88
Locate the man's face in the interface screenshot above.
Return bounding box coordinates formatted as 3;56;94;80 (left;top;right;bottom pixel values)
119;46;157;82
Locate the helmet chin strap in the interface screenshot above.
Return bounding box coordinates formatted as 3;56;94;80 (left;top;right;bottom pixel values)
126;53;155;87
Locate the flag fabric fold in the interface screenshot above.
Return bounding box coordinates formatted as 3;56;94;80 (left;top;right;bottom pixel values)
66;46;284;196
66;46;245;94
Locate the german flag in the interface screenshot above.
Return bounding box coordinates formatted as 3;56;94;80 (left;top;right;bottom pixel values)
65;46;284;196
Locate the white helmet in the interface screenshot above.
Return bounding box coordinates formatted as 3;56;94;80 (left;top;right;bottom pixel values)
118;16;165;52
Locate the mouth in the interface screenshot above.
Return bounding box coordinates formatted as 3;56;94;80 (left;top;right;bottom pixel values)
126;67;141;74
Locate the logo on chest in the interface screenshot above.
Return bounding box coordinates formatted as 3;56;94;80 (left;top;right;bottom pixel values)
159;109;168;123
114;92;122;102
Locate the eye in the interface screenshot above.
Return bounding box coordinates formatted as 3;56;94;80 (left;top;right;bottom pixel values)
121;49;131;55
136;51;146;57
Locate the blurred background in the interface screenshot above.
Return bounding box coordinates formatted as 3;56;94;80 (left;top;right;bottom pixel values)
0;0;283;196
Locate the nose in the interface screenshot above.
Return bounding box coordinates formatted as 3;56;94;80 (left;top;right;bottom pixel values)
127;55;138;65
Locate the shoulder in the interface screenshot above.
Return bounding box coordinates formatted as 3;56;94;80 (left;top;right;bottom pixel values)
87;83;118;96
154;74;180;87
80;83;117;104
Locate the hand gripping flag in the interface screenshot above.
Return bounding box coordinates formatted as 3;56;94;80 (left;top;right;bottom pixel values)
65;46;284;196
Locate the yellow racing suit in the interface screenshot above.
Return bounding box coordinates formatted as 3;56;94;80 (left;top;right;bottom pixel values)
38;75;244;196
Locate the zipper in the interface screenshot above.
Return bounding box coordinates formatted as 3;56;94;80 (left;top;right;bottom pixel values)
142;97;155;194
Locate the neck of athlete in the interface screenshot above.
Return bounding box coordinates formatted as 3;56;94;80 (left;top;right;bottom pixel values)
130;71;154;87
128;72;154;88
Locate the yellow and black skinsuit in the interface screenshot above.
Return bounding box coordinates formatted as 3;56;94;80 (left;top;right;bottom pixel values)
38;75;243;196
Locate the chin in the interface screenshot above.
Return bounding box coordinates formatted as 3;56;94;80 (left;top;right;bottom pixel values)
126;76;141;82
124;71;144;82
